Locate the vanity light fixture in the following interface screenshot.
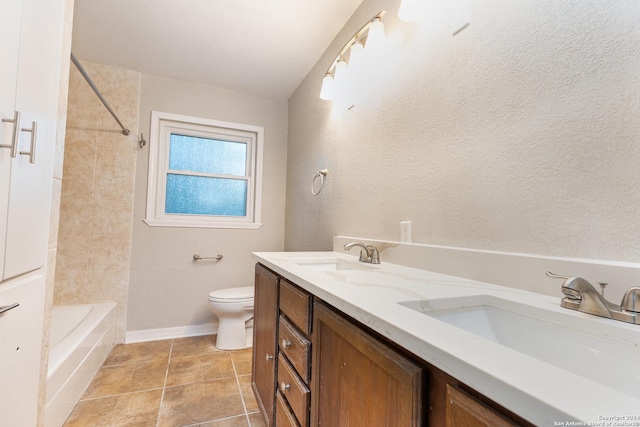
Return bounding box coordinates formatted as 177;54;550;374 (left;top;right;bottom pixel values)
319;11;386;101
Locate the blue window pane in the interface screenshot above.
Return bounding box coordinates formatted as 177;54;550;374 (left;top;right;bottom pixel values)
165;174;247;216
169;134;247;176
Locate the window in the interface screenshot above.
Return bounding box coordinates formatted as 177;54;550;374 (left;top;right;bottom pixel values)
145;111;263;229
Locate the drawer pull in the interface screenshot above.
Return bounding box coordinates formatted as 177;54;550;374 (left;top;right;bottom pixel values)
19;121;37;163
282;339;292;348
0;303;19;314
266;353;274;361
280;382;291;393
1;111;21;157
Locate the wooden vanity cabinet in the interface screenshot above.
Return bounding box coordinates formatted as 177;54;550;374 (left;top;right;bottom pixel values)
252;263;533;427
311;301;424;426
426;361;532;427
252;264;280;425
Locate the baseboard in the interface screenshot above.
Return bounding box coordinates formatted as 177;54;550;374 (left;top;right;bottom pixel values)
125;323;255;346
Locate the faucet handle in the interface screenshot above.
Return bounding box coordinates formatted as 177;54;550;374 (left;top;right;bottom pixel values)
621;287;640;313
546;272;581;300
365;245;380;264
546;271;571;280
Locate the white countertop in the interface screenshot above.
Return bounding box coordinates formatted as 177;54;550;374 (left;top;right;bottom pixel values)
253;251;640;426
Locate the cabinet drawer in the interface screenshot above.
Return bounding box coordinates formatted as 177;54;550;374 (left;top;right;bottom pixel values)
279;315;311;382
279;280;312;334
276;391;300;427
277;353;310;427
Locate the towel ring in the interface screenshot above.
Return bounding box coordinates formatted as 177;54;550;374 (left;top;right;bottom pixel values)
311;169;328;196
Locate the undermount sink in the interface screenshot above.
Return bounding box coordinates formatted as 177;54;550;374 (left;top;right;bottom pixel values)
291;257;376;272
399;295;640;399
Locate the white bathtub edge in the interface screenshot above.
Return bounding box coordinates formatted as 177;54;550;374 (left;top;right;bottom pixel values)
45;303;116;427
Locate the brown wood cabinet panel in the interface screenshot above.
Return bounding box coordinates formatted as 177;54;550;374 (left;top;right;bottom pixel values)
427;362;533;427
310;301;424;427
278;315;311;382
276;391;300;427
279;280;312;334
446;384;518;427
252;264;280;426
277;354;310;427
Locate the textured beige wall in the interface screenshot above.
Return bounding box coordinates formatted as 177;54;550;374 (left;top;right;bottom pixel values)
54;60;141;342
128;75;287;333
285;0;640;263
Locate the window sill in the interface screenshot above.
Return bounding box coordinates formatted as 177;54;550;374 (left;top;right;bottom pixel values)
143;218;263;230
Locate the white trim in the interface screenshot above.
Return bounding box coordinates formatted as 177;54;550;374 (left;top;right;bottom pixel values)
142;218;263;229
145;111;264;229
125;322;254;347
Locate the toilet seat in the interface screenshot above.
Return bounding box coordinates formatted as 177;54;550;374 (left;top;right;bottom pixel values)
208;286;254;303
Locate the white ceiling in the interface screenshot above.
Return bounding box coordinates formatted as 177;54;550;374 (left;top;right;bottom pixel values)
71;0;364;100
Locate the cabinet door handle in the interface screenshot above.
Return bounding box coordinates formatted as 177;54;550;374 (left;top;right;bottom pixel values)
19;121;37;163
1;111;21;158
265;353;274;361
281;339;292;349
280;382;290;393
0;303;19;315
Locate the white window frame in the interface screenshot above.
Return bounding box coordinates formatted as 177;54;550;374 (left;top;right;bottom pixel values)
144;111;263;229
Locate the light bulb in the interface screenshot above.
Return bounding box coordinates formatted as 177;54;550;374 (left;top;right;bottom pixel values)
319;73;336;100
347;40;365;75
365;18;386;52
398;0;426;22
332;59;349;93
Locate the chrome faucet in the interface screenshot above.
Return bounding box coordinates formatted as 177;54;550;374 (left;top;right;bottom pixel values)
344;242;380;264
546;272;640;325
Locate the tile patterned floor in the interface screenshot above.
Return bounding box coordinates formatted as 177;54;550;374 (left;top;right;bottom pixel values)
64;335;266;427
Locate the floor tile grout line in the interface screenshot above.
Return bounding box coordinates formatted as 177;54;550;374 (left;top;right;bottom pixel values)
181;413;248;427
231;356;252;426
155;338;174;427
78;387;165;402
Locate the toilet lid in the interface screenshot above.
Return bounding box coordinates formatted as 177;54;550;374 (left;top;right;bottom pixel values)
209;286;254;302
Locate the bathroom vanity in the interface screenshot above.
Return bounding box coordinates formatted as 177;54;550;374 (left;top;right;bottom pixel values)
252;261;530;426
251;251;640;426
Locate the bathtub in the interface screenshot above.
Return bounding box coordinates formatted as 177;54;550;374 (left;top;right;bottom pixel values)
45;303;116;427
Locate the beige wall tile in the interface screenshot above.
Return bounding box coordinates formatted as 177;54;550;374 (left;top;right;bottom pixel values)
49;178;62;249
100;66;142;128
53;269;88;305
36;316;51;427
95;131;137;173
93;165;136;202
91;199;133;236
58;196;93;237
87;269;130;304
55;60;140;345
67;62;103;129
115;303;128;342
45;249;57;321
56;233;91;271
88;234;132;270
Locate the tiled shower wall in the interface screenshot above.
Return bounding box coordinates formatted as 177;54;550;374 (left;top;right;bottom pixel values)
54;60;141;341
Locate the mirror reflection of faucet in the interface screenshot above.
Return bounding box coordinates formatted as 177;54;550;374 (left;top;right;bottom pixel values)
546;271;640;325
344;242;380;264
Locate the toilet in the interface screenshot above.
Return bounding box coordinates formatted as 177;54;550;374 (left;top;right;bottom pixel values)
208;286;255;350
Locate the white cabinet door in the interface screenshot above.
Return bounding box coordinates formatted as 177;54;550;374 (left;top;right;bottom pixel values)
2;0;65;280
0;273;45;426
0;0;23;280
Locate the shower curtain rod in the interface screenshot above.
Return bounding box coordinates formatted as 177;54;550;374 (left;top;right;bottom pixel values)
70;52;130;136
